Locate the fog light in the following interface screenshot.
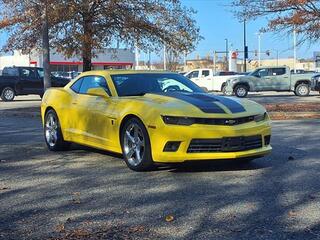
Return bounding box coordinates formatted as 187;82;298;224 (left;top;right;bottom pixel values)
264;135;271;145
163;141;181;152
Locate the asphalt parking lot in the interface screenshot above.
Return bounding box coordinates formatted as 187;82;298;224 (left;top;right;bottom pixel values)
0;93;320;240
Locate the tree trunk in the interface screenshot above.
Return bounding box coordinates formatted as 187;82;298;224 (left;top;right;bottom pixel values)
42;4;51;90
82;15;93;72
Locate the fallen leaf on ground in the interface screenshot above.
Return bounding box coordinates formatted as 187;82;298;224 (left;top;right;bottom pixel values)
165;215;174;222
288;210;298;217
56;224;65;233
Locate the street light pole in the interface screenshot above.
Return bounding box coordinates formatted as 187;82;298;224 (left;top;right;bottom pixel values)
243;19;247;72
163;44;166;70
258;33;261;67
225;38;229;71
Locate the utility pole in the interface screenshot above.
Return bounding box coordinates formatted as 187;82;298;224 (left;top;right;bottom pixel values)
243;19;247;72
225;38;229;71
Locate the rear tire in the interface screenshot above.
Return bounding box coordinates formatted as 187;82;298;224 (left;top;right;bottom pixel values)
1;87;15;101
44;109;70;151
234;85;248;98
294;83;310;97
120;117;154;171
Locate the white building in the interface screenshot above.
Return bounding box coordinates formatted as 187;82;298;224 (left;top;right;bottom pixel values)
0;48;135;72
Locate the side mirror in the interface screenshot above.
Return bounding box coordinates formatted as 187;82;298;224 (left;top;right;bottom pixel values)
86;87;109;98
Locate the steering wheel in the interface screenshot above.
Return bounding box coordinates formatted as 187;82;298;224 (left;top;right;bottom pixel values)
163;85;180;92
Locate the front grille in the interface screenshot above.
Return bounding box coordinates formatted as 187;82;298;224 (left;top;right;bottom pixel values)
187;135;262;153
192;116;255;126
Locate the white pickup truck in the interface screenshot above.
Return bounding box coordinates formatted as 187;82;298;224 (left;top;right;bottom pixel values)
184;69;242;93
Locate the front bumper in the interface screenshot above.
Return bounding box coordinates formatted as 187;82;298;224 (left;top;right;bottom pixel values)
149;120;272;163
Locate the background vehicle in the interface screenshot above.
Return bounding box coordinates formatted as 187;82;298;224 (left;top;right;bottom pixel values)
184;69;241;92
52;71;81;80
41;70;271;171
311;73;320;93
0;66;70;101
225;66;314;98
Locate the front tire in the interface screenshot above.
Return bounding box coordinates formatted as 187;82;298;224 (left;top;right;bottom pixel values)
120;117;154;171
1;87;15;101
234;85;248;98
294;83;310;97
44;109;70;151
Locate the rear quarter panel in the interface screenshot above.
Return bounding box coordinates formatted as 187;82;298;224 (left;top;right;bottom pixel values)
41;87;73;137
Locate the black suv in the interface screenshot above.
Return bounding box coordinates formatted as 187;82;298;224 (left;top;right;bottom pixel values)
0;66;70;101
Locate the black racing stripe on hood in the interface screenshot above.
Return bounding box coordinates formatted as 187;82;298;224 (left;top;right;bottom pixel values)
208;95;246;113
154;92;246;114
155;92;226;113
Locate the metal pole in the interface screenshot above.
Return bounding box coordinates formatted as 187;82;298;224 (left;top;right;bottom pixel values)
134;43;139;70
213;50;216;75
148;49;151;70
277;50;279;66
258;33;261;67
225;38;229;71
243;19;247;72
163;44;166;70
293;27;297;73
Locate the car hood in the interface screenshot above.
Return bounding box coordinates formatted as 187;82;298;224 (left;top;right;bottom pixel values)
135;92;266;117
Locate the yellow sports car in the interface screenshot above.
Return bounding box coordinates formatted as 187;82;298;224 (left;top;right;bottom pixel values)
41;70;272;171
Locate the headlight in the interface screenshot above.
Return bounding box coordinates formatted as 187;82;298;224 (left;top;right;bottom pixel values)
254;112;267;122
162;116;195;125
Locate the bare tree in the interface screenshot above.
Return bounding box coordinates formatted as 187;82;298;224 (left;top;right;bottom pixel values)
232;0;320;43
51;0;201;71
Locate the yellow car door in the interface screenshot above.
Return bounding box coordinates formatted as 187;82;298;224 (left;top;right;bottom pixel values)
69;75;116;148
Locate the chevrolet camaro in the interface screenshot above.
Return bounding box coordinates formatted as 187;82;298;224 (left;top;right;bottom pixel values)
41;70;272;171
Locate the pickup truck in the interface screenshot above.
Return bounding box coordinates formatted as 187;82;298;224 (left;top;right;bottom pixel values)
184;69;242;92
224;66;314;98
0;66;70;101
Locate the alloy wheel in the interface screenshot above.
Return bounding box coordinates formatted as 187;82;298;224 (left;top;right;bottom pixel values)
123;123;145;167
45;113;58;147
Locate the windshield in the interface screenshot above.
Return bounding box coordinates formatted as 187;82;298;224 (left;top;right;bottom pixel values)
111;73;205;97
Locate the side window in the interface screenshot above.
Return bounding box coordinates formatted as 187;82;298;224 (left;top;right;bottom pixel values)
271;68;286;76
70;77;84;93
20;68;36;78
254;68;270;78
202;70;210;77
79;76;111;96
187;71;199;79
2;68;19;76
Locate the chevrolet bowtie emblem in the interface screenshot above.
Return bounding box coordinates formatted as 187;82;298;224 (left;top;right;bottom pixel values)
225;119;236;125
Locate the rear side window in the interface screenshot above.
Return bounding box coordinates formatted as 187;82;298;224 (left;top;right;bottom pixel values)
79;76;111;96
271;68;286;76
202;70;210;77
70;78;83;93
2;67;19;76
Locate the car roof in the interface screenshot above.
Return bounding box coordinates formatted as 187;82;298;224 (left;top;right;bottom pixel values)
79;70;174;77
